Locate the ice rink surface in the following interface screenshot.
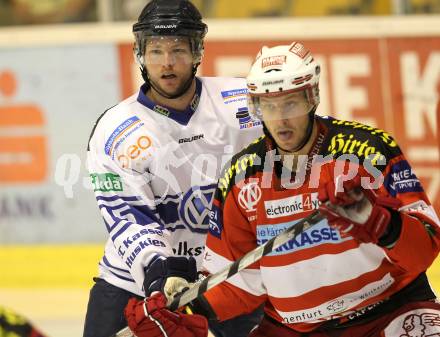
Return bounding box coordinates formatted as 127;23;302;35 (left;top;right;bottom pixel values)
1;265;440;337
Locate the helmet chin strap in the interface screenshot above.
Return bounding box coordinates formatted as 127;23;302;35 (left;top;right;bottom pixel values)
264;106;317;154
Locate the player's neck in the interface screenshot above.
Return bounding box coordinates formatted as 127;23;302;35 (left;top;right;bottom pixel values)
147;80;196;111
278;122;318;172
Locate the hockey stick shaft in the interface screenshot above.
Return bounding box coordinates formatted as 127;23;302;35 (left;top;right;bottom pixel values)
112;210;324;337
168;210;323;310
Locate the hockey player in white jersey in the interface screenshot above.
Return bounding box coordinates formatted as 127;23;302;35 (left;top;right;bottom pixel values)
83;1;262;337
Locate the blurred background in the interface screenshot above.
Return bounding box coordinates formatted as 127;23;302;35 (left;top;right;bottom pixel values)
1;0;440;24
0;0;439;336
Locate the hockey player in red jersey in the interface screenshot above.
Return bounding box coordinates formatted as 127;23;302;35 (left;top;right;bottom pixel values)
124;42;440;337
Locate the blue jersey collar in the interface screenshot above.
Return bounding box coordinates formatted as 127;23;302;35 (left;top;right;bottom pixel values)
137;78;202;125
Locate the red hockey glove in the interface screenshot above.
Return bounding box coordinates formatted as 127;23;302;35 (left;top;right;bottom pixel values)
124;292;208;337
318;175;401;244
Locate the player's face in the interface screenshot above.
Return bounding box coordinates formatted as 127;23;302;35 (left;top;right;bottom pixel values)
261;92;312;152
144;36;194;97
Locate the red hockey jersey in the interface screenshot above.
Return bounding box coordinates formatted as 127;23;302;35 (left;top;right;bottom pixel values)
202;116;440;332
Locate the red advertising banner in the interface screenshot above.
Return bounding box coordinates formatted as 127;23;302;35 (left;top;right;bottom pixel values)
118;37;440;212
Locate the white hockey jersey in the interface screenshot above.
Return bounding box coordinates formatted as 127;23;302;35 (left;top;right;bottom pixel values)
87;77;262;295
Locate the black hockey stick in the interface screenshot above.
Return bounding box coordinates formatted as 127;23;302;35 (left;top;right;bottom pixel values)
112;210;325;337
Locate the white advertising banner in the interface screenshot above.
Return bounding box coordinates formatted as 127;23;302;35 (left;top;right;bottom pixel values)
0;44;121;242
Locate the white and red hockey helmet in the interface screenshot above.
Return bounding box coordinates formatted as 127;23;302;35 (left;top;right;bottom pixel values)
246;42;321;120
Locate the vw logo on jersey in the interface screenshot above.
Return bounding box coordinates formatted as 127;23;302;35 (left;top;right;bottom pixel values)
238;182;262;212
179;185;216;233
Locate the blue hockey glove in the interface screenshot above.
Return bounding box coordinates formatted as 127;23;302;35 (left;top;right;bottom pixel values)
143;256;198;299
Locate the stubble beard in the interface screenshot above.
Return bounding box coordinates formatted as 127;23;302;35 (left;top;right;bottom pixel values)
150;72;193;99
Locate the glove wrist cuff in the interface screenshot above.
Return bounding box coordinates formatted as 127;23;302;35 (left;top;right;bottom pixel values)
378;209;402;248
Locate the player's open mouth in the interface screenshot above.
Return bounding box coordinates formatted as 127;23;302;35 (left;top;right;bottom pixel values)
277;130;293;141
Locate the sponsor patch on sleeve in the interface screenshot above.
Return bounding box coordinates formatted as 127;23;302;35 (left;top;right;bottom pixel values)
221;88;247;105
384;160;423;196
104;116;143;157
399;200;440;226
235;107;262;129
90;173;123;192
208;204;223;239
